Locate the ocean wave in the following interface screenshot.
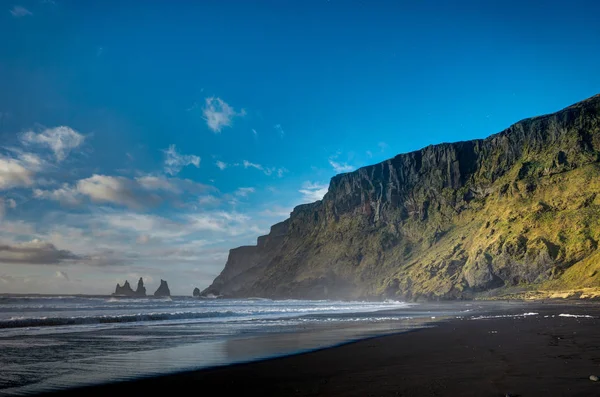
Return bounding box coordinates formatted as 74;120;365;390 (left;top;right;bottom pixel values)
0;311;238;329
470;312;539;320
558;313;594;318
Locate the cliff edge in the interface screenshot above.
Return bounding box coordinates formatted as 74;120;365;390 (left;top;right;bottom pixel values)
203;94;600;300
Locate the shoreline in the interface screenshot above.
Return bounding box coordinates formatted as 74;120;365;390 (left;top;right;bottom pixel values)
39;302;600;397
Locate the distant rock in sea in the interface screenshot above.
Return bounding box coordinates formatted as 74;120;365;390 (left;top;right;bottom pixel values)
193;287;200;297
113;278;147;297
154;279;171;297
135;277;146;296
113;280;134;296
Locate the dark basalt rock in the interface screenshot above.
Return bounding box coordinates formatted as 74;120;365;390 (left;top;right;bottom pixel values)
135;277;147;296
113;280;134;296
154;279;171;297
113;278;147;297
193;287;200;297
202;94;600;300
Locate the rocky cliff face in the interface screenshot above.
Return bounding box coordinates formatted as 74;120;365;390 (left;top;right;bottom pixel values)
203;94;600;300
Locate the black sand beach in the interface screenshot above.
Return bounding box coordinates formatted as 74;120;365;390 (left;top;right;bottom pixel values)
41;302;600;397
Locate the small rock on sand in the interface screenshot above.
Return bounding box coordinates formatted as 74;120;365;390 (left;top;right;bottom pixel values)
590;375;599;382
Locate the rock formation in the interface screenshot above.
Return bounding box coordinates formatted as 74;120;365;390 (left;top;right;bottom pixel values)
113;278;147;296
154;279;171;297
135;277;146;296
193;287;200;297
113;280;134;296
203;94;600;300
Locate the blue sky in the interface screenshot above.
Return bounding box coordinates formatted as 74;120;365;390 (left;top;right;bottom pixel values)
1;0;600;295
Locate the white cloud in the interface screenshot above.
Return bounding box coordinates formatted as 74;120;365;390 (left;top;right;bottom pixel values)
0;152;41;190
242;160;287;177
163;144;200;175
34;174;213;209
20;126;85;162
243;160;263;171
378;142;389;152
202;97;245;133
215;160;227;170
33;184;81;206
77;175;157;209
274;124;285;137
10;6;32;17
366;150;373;158
329;157;354;173
198;195;221;206
299;181;328;202
235;187;255;197
252;129;258;137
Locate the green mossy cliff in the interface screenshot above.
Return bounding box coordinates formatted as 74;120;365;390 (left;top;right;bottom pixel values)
203;94;600;300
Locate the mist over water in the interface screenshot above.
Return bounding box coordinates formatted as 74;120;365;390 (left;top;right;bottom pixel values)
0;295;511;395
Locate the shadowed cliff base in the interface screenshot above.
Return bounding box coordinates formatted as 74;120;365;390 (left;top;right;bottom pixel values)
203;94;600;300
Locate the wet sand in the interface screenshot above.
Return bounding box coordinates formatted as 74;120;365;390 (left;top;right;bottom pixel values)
43;303;600;397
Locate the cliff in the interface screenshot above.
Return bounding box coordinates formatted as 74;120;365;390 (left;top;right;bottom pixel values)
203;94;600;300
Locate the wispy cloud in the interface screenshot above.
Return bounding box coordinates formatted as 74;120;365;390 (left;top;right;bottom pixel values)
202;97;245;133
0;150;44;191
76;175;162;209
252;129;258;138
299;181;328;202
198;195;221;206
274;124;285;137
10;5;32;17
366;150;373;158
242;160;287;177
20;126;85;162
378;141;389;152
328;158;354;173
34;174;213;209
0;157;34;190
33;184;82;206
0;197;16;219
235;187;255;197
215;160;227;170
163;144;200;175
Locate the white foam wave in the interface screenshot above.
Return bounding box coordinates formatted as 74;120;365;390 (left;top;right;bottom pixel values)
471;312;539;320
558;313;594;318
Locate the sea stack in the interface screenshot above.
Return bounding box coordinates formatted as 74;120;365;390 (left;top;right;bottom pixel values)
154;279;171;297
135;277;147;297
113;280;135;296
193;287;200;297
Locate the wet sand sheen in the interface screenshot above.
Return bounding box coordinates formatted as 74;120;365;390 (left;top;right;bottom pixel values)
42;303;600;397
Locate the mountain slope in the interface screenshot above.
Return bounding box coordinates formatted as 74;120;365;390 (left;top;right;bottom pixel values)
203;94;600;300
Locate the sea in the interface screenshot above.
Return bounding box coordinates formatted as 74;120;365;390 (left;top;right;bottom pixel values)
0;295;510;396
